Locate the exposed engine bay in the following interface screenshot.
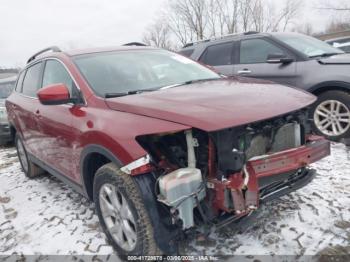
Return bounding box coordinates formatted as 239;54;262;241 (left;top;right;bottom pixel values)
135;108;329;231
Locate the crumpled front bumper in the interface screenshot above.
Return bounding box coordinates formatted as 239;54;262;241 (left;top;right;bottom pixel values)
248;135;330;178
209;136;331;215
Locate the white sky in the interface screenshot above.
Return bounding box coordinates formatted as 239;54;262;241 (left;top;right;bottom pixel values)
0;0;164;67
0;0;347;67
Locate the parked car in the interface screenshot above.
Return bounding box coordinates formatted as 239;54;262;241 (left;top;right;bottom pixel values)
180;32;350;141
326;36;350;53
0;76;17;145
6;46;330;256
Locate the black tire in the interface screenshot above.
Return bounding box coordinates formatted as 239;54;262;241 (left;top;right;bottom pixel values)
15;135;45;178
93;163;162;256
310;90;350;141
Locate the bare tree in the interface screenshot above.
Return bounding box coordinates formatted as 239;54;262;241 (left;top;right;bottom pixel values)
324;20;350;33
143;19;173;49
164;5;195;47
216;0;240;34
294;23;315;35
248;0;301;32
168;0;208;41
280;0;301;31
240;0;253;31
249;0;268;32
144;0;303;48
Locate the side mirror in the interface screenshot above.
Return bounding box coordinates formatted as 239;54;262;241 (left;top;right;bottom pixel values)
267;54;294;64
37;83;75;105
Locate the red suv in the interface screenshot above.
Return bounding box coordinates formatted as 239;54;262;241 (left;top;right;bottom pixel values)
6;46;330;256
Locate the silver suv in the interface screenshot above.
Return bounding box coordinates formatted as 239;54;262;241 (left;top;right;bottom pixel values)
326;37;350;53
0;76;17;145
180;32;350;141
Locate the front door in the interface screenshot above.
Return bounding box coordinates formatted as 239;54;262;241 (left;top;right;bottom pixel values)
35;59;80;181
234;38;297;86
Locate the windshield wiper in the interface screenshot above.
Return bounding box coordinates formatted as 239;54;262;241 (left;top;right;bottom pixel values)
309;52;341;58
105;89;155;98
105;78;221;97
183;77;221;85
160;78;221;90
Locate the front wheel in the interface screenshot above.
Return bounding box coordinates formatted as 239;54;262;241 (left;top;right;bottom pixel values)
93;163;162;256
311;91;350;141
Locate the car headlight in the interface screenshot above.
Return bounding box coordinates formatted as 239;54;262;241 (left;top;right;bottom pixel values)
0;107;8;123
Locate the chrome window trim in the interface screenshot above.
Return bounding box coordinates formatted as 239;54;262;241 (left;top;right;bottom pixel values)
17;57;87;106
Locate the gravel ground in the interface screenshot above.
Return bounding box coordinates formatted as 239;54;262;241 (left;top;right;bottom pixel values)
0;143;349;260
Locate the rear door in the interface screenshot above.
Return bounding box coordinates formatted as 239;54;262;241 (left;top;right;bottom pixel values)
234;38;297;86
198;41;236;76
14;62;44;157
35;59;80;181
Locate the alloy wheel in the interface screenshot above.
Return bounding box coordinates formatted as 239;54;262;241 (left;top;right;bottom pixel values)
314;99;350;137
99;184;137;251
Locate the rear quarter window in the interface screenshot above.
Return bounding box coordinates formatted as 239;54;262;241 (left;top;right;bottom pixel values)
178;49;194;57
199;42;234;66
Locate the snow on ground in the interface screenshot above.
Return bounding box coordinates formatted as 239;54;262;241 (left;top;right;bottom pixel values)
0;143;349;259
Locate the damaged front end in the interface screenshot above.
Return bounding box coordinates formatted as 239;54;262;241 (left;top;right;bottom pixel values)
125;108;330;238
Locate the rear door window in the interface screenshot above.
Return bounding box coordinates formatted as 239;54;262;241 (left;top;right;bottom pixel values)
200;42;234;66
22;62;42;97
240;39;285;64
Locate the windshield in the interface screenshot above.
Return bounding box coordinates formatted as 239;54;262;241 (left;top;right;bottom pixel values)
0;82;15;99
276;34;344;58
74;50;220;97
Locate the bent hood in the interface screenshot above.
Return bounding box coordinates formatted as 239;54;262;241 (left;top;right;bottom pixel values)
318;53;350;65
105;79;316;132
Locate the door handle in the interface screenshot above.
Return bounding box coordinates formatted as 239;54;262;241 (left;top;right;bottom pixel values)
35;109;43;119
237;69;252;75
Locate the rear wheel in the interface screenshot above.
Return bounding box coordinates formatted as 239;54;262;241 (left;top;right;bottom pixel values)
15;135;45;178
311;91;350;141
93;163;161;256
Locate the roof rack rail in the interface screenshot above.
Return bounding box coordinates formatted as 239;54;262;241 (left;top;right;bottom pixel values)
182;31;260;48
123;42;147;46
244;31;259;35
27;46;61;64
182;33;241;48
183;39;210;48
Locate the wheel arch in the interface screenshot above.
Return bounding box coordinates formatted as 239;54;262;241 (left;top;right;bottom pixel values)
80;144;123;200
9;124;17;142
80;146;179;254
309;81;350;95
